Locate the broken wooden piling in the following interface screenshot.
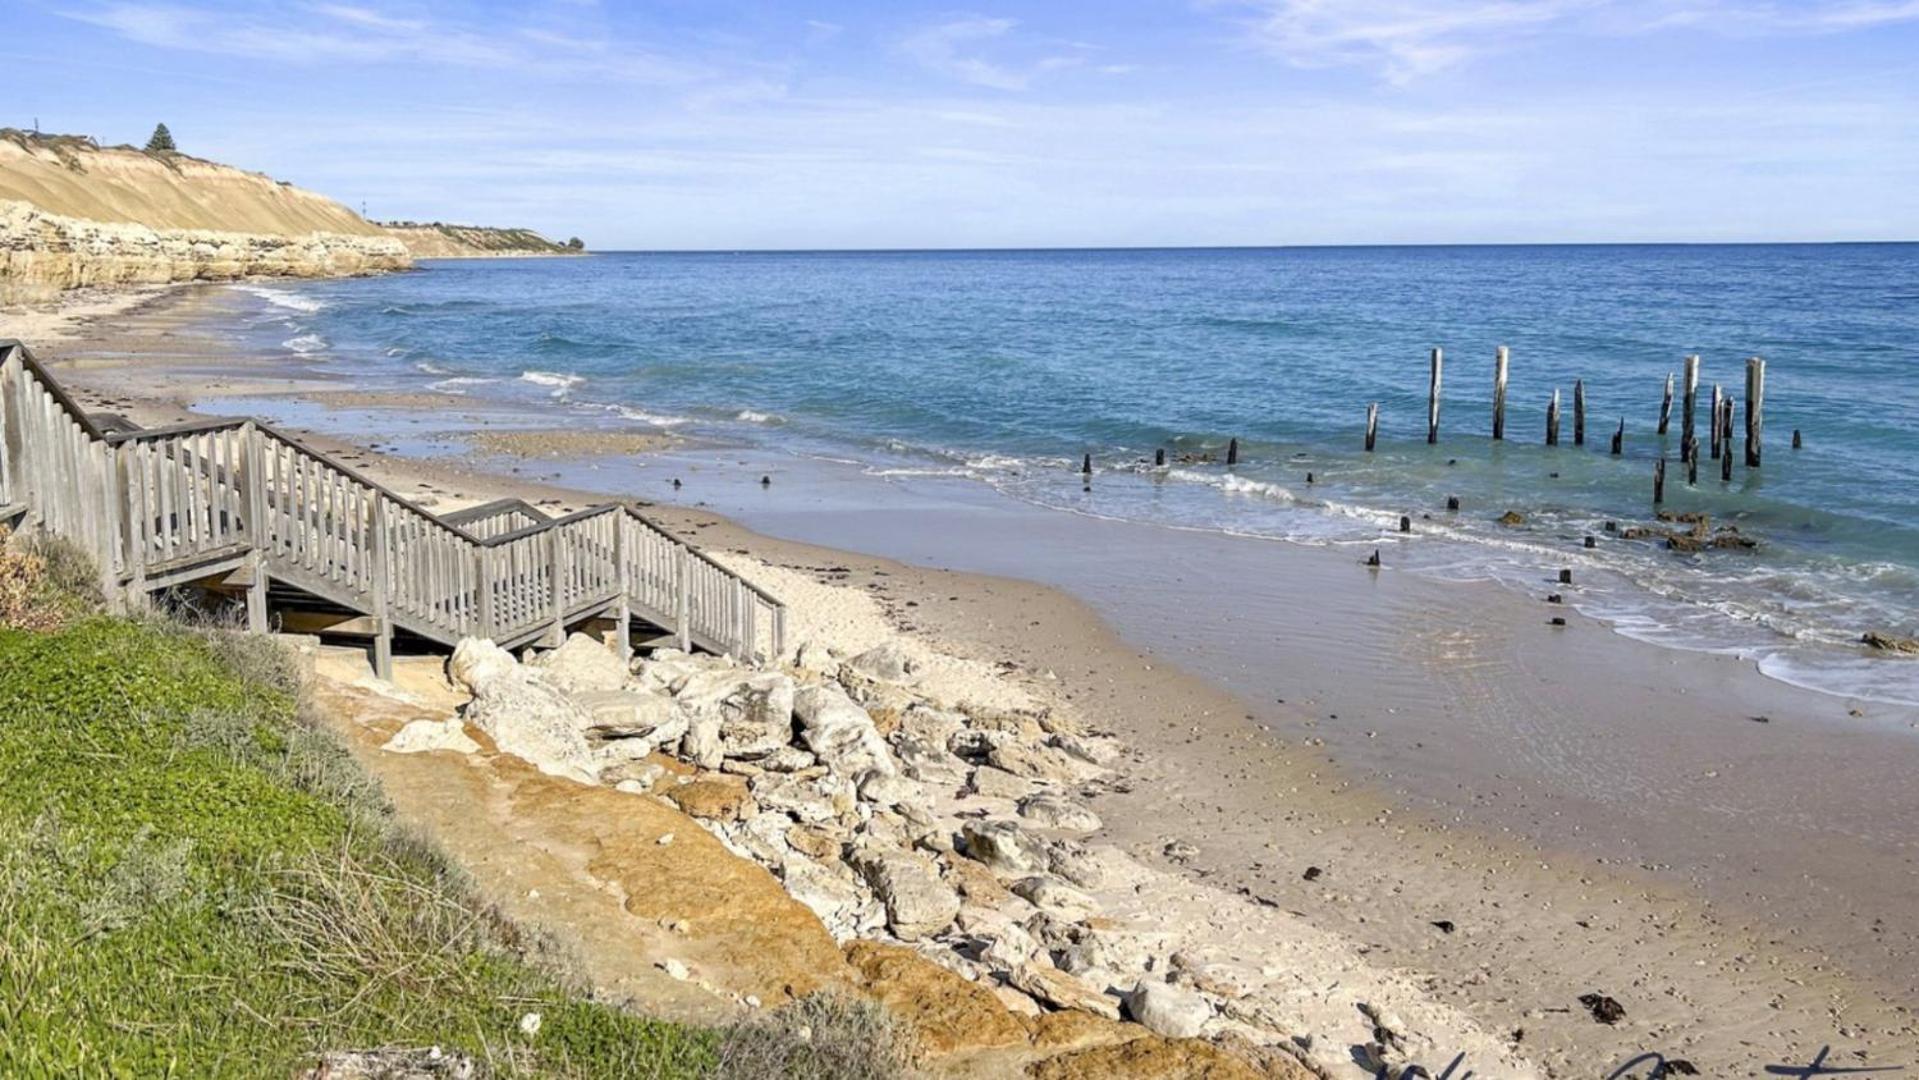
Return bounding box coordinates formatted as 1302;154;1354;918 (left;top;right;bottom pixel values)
1155;447;1165;467
1682;354;1700;449
1721;399;1735;481
1365;403;1378;452
1227;438;1239;466
1793;429;1802;450
1427;347;1444;445
1573;379;1586;447
1611;418;1624;456
1745;356;1766;467
1659;371;1675;435
1546;389;1561;446
1081;453;1092;476
1709;385;1722;459
1492;345;1509;440
1654;457;1666;504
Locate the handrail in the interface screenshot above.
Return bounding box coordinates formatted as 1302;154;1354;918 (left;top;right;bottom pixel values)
0;338;785;665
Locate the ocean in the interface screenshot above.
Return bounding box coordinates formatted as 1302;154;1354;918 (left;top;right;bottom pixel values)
226;244;1919;704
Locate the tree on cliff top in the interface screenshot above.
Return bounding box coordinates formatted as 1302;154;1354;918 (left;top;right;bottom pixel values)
144;123;176;153
566;237;585;250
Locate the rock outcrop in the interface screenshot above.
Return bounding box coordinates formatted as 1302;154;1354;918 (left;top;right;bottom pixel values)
0;131;409;303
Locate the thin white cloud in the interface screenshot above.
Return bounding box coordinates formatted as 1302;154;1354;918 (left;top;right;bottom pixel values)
898;17;1094;91
1227;0;1592;84
63;1;708;81
900;17;1031;90
1225;0;1919;83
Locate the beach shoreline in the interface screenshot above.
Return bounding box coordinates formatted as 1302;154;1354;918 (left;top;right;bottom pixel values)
9;281;1919;1073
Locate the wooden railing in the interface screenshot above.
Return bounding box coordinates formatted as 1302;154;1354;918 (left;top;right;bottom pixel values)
0;340;785;670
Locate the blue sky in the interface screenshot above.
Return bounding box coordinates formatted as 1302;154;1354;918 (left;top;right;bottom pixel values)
3;1;1916;248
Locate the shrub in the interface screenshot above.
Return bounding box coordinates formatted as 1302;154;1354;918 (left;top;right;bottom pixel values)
712;992;918;1080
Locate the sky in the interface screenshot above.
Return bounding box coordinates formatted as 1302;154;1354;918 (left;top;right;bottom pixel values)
3;0;1917;248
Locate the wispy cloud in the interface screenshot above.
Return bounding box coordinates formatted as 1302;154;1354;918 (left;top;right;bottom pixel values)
1225;0;1591;84
898;16;1092;90
1224;0;1919;83
63;1;709;81
1648;0;1919;32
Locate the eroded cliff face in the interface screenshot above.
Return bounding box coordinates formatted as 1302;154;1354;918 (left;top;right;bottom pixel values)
0;133;410;304
1;200;410;302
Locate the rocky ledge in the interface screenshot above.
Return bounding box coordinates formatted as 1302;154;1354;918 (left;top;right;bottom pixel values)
387;629;1534;1078
1;199;411;304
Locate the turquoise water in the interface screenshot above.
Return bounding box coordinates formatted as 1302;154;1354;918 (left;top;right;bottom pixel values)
229;245;1919;702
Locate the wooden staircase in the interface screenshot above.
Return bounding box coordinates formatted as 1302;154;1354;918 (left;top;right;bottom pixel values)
0;339;785;674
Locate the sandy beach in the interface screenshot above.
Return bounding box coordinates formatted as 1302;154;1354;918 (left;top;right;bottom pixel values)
8;282;1919;1075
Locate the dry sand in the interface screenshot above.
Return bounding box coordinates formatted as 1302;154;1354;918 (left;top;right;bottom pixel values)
10;284;1919;1076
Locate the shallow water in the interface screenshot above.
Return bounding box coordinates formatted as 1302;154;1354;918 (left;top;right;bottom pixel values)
229;245;1919;702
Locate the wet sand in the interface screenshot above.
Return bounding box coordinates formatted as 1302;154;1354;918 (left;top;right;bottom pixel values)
10;283;1919;1075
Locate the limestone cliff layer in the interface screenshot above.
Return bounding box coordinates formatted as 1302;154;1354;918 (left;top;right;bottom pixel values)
381;221;581;258
0;132;410;304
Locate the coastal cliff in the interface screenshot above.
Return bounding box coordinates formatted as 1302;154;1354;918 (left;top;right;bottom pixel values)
0;131;409;304
380;220;584;258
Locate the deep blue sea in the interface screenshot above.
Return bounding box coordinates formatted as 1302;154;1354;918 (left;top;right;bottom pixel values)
231;245;1919;703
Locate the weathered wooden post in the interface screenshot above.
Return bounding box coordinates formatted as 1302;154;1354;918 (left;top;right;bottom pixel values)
1744;356;1765;467
1427;347;1443;445
1546;389;1561;446
1654;457;1666;504
1658;372;1675;435
1721;399;1734;481
1686;441;1699;485
1226;438;1239;466
1709;385;1723;459
612;510;632;663
1365;403;1378;452
1081;453;1092;476
243;422;268;632
1793;429;1802;449
1573;379;1586;447
370;495;393;679
1611;418;1624;456
1492;345;1509;440
1154;447;1165;467
1682;355;1700;448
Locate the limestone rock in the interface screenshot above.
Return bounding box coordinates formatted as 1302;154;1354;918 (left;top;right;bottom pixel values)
1124;978;1212;1039
751;772;845;824
681;711;723;770
849;844;961;942
530;633;628;695
960;819;1049;876
846;640;916;683
600;759;667;790
1018;792;1102;833
1052;733;1121;766
1011;875;1099;922
780;853;882;940
794;683;895;779
857;771;925;810
893;731;968;786
758;745;818;772
719;674;797;759
1010;962;1121;1020
661;776;755;822
381;717;479;756
968;765;1038;801
448;637;518;694
988;740;1088;783
458;660;597;784
573;688;678;740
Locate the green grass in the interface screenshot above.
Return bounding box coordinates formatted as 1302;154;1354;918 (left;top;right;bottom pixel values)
0;617;718;1077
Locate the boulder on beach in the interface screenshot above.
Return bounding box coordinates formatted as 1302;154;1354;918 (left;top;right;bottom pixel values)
529;632;628;695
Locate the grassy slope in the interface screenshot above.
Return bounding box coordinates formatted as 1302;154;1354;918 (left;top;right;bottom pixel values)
0;617;714;1077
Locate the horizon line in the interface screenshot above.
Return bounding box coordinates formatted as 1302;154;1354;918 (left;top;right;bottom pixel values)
539;239;1919;256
